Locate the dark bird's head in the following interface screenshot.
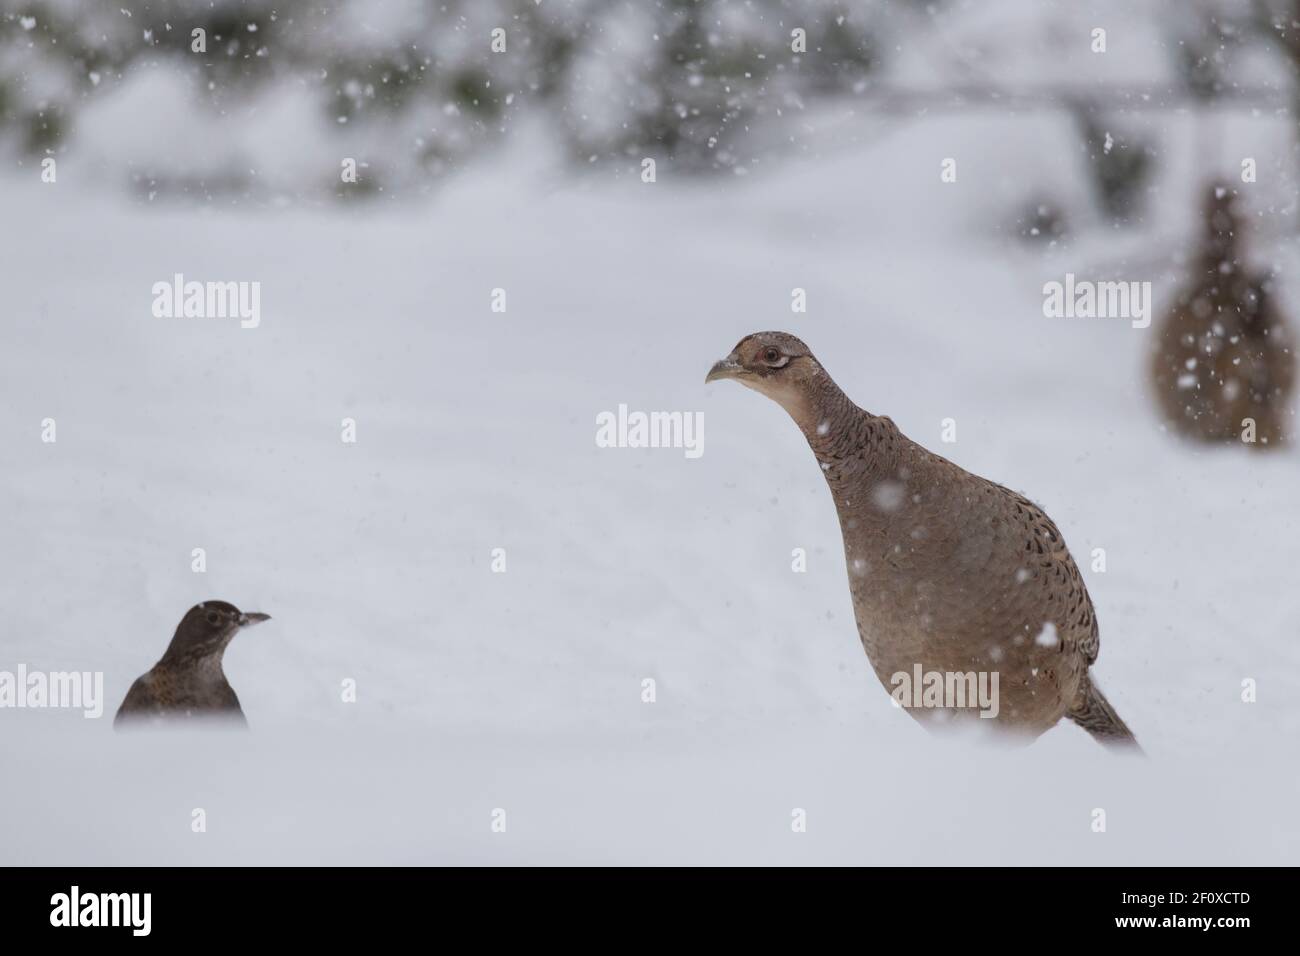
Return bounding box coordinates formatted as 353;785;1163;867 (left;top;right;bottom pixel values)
161;601;270;664
1200;181;1243;268
705;331;828;419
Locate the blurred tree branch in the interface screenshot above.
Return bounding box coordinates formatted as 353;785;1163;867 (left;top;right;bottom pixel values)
841;83;1293;113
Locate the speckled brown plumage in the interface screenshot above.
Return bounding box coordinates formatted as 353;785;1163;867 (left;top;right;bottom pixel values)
114;601;270;728
1151;183;1295;449
708;332;1138;748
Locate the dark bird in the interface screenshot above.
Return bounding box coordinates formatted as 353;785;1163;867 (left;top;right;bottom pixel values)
707;332;1139;749
114;601;270;728
1150;183;1295;449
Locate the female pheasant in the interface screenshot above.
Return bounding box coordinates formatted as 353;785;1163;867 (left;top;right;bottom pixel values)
708;332;1138;748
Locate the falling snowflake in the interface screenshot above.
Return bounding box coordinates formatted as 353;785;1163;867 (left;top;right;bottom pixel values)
870;481;906;512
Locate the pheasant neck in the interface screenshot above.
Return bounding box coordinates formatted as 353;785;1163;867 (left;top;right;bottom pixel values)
794;377;899;485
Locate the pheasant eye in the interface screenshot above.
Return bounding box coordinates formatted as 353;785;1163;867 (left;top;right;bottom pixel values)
763;348;781;364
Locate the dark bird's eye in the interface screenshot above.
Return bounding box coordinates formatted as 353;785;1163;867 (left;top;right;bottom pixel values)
206;612;220;625
763;348;781;364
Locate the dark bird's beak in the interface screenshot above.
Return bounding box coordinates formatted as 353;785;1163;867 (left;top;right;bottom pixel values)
706;354;744;383
239;612;271;627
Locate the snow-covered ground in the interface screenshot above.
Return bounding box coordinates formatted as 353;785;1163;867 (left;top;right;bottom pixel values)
3;96;1300;862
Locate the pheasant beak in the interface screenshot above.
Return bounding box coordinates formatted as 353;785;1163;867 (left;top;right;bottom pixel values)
706;355;745;383
239;612;271;627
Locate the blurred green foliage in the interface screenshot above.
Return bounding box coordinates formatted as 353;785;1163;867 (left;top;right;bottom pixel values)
0;0;877;182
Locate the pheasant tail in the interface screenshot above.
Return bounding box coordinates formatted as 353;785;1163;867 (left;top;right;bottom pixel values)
1068;676;1141;751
